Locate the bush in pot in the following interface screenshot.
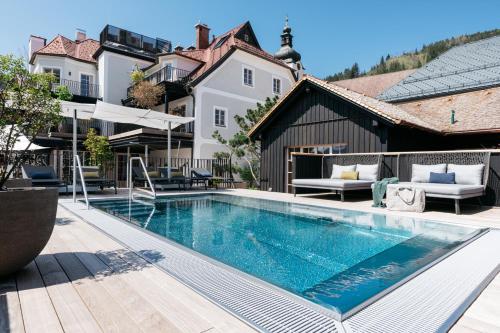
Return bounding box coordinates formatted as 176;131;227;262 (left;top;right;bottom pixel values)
0;55;62;276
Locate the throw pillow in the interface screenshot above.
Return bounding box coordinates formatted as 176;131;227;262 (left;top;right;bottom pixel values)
356;164;378;181
340;171;359;180
82;171;99;179
331;164;356;179
411;164;446;182
447;164;484;185
429;172;455;184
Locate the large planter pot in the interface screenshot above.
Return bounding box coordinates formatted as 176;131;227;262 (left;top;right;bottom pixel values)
0;187;58;276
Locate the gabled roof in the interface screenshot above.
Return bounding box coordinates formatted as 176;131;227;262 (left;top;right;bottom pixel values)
173;22;295;85
30;35;100;64
249;75;440;138
332;69;416;97
378;36;500;102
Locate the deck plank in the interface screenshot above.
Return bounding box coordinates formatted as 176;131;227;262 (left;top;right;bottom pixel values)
16;261;63;333
34;251;102;333
59;208;254;333
0;276;25;333
58;217;221;333
45;233;144;333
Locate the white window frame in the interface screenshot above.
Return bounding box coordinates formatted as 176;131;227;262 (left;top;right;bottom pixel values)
42;66;62;84
272;76;282;95
79;72;95;96
213;106;228;128
242;65;254;87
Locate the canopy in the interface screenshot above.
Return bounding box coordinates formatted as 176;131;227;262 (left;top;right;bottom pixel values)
59;100;195;202
59;101;95;120
92;100;194;130
1;126;48;151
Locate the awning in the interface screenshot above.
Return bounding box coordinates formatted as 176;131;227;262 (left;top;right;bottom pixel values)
1;126;49;151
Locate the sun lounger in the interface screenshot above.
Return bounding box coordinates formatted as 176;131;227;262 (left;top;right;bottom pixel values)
21;165;68;193
190;168;234;189
77;166;117;194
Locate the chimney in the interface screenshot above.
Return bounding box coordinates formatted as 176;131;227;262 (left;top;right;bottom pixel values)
75;28;86;41
195;23;210;49
28;35;46;70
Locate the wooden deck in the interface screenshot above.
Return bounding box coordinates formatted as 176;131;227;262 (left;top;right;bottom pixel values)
0;207;255;333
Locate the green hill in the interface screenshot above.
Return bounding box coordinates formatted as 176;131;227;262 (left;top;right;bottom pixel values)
325;29;500;82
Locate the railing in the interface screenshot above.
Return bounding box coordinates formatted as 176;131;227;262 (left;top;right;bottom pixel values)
128;157;156;200
127;65;192;97
50;118;113;137
52;79;99;98
73;154;89;209
100;24;171;54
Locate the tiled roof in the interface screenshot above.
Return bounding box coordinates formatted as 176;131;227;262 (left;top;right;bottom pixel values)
332;69;416;97
378;36;500;101
396;86;500;134
176;22;292;83
249;75;440;137
30;35;100;64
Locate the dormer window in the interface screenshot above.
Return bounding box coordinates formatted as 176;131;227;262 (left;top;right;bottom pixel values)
243;66;254;87
214;35;229;49
273;77;281;95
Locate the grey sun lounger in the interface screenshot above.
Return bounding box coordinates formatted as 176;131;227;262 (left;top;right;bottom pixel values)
21;165;68;193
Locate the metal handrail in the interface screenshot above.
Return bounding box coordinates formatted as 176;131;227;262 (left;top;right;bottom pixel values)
128;156;156;200
74;155;89;209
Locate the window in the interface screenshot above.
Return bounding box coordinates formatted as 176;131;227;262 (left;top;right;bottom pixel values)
214;107;227;127
43;68;61;84
243;66;253;87
214;35;230;49
80;74;93;96
273;77;281;95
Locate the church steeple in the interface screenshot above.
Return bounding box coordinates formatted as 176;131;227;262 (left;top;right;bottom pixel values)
275;16;304;78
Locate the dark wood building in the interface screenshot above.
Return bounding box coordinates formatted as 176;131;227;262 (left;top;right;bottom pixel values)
249;76;499;194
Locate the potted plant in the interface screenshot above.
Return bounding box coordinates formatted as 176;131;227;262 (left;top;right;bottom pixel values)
0;55;62;276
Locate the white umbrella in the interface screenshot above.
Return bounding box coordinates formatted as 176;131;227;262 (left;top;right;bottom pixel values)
1;126;48;151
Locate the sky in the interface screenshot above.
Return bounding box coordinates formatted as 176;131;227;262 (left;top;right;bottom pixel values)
1;0;499;78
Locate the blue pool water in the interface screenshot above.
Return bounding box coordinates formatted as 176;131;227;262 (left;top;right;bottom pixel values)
89;194;482;316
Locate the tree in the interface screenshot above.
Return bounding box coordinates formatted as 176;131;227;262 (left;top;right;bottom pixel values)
130;81;165;109
0;54;62;189
130;65;145;84
54;85;73;101
83;128;113;170
212;96;278;186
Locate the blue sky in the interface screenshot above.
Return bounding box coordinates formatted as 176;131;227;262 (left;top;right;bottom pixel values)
1;0;499;78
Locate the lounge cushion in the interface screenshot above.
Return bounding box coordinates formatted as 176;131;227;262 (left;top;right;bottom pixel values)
356;164;378;181
292;178;373;189
411;164;447;183
83;171;99;179
30;172;53;180
331;164;355;179
144;171;161;178
447;164;484;185
429;172;455;184
388;182;484;196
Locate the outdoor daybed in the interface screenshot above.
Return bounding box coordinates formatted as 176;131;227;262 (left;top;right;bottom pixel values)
77;166;117;194
132;166;188;190
292;154;382;201
388;151;491;214
191;168;234;189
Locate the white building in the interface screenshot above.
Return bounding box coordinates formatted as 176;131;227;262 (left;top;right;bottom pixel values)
29;21;302;161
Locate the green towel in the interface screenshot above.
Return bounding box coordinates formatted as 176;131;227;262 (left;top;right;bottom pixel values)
372;177;399;207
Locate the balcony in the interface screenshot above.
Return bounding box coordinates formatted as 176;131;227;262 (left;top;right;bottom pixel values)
53;79;99;99
126;65;193;97
100;25;171;55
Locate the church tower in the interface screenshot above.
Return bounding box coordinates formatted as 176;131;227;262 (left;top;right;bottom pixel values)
274;17;304;79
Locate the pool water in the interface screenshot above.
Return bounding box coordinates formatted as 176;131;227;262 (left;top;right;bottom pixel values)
89;194;482;316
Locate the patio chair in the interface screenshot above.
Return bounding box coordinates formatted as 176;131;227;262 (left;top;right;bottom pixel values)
132;166;187;190
190;168;234;190
77;166;117;194
21;165;68;194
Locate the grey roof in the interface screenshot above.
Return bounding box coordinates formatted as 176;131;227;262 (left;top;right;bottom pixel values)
378;36;500;101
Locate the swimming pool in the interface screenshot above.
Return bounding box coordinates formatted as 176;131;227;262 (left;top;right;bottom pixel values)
89;194;484;318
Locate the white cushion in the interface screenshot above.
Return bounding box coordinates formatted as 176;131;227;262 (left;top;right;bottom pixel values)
447;164;484;185
356;164;378;181
411;164;446;183
388;182;484;196
330;164;355;179
292;178;374;189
